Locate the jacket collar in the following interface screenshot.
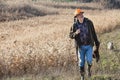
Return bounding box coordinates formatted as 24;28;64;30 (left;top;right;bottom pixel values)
76;17;86;24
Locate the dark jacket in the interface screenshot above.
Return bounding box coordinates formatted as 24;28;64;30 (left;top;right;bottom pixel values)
69;17;100;47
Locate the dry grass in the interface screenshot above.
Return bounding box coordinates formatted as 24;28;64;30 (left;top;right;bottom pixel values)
0;14;76;77
0;0;120;79
36;1;103;9
86;9;120;33
0;0;58;22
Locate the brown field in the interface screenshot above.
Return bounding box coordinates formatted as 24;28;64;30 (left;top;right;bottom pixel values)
0;0;120;79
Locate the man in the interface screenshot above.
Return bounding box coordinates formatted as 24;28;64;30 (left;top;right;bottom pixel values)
69;8;100;79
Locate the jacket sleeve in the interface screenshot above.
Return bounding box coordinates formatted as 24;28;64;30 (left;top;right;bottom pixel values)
69;24;76;39
90;21;100;47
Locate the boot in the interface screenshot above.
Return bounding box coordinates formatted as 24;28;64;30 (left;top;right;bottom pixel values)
88;64;92;77
81;74;84;80
80;67;85;80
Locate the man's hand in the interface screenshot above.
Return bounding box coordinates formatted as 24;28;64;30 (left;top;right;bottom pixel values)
75;29;80;35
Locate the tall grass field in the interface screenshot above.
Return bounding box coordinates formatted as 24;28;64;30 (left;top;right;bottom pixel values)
0;0;120;80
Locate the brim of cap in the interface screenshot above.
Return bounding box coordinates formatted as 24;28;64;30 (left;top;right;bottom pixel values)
74;12;84;18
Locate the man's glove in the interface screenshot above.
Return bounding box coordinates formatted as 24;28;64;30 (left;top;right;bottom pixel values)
93;49;100;62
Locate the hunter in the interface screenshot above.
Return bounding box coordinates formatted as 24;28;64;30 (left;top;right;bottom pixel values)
69;8;100;79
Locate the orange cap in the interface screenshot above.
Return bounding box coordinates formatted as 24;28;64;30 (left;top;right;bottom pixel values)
74;8;84;17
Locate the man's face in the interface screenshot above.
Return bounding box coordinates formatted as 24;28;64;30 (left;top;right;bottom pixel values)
76;13;84;20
